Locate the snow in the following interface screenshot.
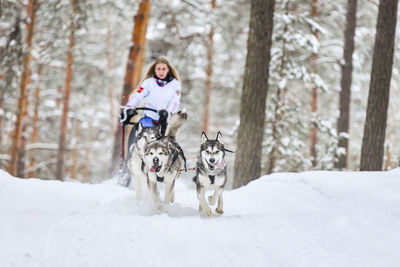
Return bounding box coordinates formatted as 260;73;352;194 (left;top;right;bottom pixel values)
1;168;400;267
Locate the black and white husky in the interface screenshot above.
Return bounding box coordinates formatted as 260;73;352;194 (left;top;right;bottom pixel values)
142;111;187;208
193;132;227;216
127;124;160;201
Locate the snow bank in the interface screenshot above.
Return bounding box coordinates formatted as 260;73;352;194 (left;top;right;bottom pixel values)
0;168;400;267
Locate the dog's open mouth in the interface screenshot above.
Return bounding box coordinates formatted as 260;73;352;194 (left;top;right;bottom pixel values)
205;160;216;171
205;160;226;171
150;164;162;173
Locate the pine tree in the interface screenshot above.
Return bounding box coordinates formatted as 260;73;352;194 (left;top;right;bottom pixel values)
56;0;77;181
233;0;275;188
201;0;216;134
9;0;38;176
360;0;398;171
110;0;151;176
335;0;357;170
263;0;331;173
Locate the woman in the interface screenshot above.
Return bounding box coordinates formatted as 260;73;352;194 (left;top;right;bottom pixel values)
119;57;182;186
123;57;182;132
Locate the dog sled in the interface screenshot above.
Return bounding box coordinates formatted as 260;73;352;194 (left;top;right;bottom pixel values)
119;109;235;215
118;107;186;187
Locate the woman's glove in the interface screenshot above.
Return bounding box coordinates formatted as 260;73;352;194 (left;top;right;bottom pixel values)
158;110;168;121
120;108;137;124
158;110;168;137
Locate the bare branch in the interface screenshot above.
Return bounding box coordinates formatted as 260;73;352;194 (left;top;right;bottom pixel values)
24;158;57;175
162;0;203;40
366;0;379;7
180;0;205;12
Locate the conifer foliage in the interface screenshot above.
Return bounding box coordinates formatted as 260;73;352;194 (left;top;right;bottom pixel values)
0;0;399;182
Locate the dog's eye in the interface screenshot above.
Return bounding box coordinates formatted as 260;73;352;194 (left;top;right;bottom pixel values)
159;152;164;155
206;151;211;154
150;152;153;155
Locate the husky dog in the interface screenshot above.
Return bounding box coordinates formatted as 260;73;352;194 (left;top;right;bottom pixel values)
126;123;160;201
142;111;187;207
193;132;227;216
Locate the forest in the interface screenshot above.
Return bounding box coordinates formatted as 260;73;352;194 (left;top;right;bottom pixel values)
1;0;399;188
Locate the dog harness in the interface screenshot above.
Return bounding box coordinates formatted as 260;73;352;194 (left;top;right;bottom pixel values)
168;140;187;172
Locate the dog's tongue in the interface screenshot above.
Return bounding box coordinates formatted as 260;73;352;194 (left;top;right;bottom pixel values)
150;165;161;173
213;162;226;168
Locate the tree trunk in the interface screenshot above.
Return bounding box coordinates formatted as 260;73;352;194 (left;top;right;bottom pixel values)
82;126;94;183
110;0;151;176
384;144;392;171
106;19;117;136
17;84;30;178
8;0;38;176
267;86;282;175
310;0;319;168
233;0;275;188
121;0;151;106
0;92;4;147
267;1;289;174
56;85;62;109
56;2;76;181
335;0;357;170
360;0;398;171
0;73;4;147
71;121;81;180
28;67;42;178
202;0;216;134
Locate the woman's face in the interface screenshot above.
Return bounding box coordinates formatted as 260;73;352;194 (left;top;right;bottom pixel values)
155;63;169;79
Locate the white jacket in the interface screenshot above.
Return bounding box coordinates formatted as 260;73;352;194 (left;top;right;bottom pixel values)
126;77;181;120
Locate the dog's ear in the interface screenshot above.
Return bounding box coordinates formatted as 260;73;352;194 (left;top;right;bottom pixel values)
143;135;150;144
216;131;224;144
137;122;143;133
151;124;161;139
201;132;208;144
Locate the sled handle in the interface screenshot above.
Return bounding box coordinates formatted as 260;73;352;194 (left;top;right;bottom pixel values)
119;107;159;124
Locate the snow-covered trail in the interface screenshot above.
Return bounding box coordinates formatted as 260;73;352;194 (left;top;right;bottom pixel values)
1;169;400;267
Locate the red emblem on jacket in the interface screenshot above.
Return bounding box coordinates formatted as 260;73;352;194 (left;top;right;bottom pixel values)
137;87;143;93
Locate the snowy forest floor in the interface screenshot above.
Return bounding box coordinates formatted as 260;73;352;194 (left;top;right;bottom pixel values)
1;168;400;267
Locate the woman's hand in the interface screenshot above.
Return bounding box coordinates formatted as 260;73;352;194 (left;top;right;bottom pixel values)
120;108;138;124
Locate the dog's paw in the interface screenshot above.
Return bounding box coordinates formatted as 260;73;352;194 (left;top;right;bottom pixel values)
204;206;212;216
208;196;216;205
215;208;224;215
155;202;163;210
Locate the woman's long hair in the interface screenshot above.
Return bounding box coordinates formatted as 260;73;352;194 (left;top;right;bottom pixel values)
144;57;181;81
128;57;181;99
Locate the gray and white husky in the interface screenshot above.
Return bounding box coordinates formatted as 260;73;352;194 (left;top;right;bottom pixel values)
127;123;160;201
193;132;228;216
142;111;187;208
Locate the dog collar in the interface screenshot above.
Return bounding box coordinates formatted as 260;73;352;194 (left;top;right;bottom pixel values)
209;175;215;184
156;175;164;182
